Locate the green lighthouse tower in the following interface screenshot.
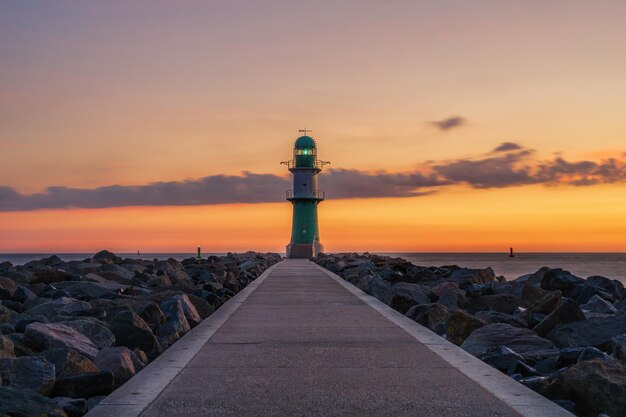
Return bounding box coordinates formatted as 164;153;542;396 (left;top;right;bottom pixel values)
283;131;329;258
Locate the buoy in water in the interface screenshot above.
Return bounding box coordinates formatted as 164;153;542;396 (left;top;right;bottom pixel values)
509;247;515;258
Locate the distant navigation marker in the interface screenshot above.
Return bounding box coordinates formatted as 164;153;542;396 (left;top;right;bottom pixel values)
197;245;203;260
509;247;515;258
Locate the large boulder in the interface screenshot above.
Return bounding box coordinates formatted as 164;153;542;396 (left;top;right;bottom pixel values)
444;310;486;345
0;386;67;417
461;323;559;363
406;303;451;332
474;311;527;328
0;356;56;395
0;304;19;324
139;302;166;331
449;267;499;286
532;298;586;337
613;334;626;362
51;397;87;417
383;283;431;314
437;288;467;309
542;359;626;417
21;297;92;320
547;311;626;349
59;319;115;349
42;348;99;377
97;264;134;283
94;346;144;386
355;274;391;301
463;294;520;315
157;299;191;348
109;310;159;358
518;291;562;320
52;370;114;398
93;250;121;264
171;294;202;326
540;269;584;292
24;322;99;359
581;294;617;314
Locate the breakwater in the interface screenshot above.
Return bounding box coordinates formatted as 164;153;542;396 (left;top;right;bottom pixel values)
0;250;281;417
313;253;626;417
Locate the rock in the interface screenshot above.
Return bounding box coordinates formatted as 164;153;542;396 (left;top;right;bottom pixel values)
555;347;589;368
183;293;214;319
355;274;391;301
547;311;626;349
0;356;56;395
532;298;586;337
613;334;626;362
430;282;459;298
109;310;159;358
51;397;87;417
542;359;626;417
520;282;551;306
0;386;67;417
24;322;99;359
59;318;115;349
406;303;451;331
0;276;17;299
517;291;562;320
94;346;143;386
474;311;527;328
479;346;525;373
170;294;202;326
7;332;41;356
0;304;18;323
87;395;107;410
0;323;14;334
93;250;121;264
518;375;549;393
384;283;431;314
581;294;617;314
52;370;114;398
139;302;166;331
444;310;486;345
22;297;92;320
586;275;625;301
578;347;611;363
437;288;467;309
0;334;15;358
98;264;134;283
449;267;498;286
461;323;559;363
540;268;584;292
12;285;37;302
42;348;99;377
158;299;191;347
463;294;520;315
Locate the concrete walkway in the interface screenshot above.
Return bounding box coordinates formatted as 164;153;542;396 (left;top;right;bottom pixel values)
88;259;572;417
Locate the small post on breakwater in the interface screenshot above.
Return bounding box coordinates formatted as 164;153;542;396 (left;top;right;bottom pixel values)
196;245;203;260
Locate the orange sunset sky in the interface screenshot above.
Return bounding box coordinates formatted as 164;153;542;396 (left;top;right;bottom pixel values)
1;1;626;253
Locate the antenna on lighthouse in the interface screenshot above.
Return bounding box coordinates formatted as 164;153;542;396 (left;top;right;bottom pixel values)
298;128;312;135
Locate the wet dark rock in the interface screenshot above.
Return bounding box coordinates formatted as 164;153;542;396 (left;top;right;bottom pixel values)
52;370;114;398
448;267;498;286
436;288;467;309
51;397;87;417
532;298;586;337
444;310;486;345
547;311;626;349
542;358;626;417
581;294;617;314
577;346;611;363
540;268;584;292
586;275;625;301
109;310;159;358
461;323;559;363
24;322;99;359
12;285;37;302
0;386;67;417
157;299;190;348
519;282;551;306
139;302;166;331
383;283;431;314
171;293;201;326
0;356;55;395
42;348;99;377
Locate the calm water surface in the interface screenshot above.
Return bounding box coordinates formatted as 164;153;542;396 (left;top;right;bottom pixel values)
1;252;625;284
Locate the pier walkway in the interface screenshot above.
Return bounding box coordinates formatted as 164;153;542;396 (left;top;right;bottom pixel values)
87;259;572;417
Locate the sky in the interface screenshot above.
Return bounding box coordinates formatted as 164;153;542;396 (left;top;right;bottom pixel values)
1;0;626;253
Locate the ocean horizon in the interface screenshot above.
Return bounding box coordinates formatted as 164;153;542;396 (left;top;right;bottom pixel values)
2;251;625;284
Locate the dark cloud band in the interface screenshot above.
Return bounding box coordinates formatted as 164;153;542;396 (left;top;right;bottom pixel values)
1;144;625;211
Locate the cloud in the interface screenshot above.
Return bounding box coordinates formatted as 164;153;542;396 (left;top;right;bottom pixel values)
431;116;466;131
493;142;523;153
2;144;626;211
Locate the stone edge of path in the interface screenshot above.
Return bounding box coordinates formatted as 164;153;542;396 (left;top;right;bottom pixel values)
84;261;282;417
310;261;575;417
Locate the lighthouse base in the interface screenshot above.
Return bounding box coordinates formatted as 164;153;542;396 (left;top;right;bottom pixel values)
286;242;324;259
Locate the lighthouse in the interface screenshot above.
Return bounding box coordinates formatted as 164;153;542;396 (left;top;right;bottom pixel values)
282;130;329;258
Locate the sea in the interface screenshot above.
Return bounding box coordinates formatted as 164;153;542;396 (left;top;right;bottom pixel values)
1;252;625;284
